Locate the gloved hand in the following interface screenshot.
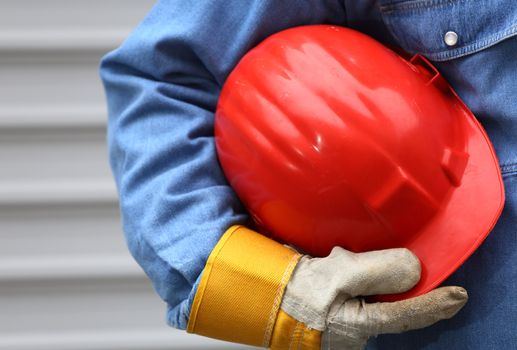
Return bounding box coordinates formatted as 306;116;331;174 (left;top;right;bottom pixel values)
280;247;468;349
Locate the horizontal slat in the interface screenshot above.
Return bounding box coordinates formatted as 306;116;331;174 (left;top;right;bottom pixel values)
0;30;127;53
0;58;106;108
0;278;166;333
0;255;140;282
0;180;117;206
0;105;106;130
0;132;113;183
0;204;126;257
0;1;154;32
0;329;256;350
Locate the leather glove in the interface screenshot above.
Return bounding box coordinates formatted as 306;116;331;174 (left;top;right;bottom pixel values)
280;247;468;349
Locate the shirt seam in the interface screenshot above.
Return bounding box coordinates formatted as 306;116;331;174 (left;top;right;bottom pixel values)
425;25;517;61
381;0;464;13
501;163;517;176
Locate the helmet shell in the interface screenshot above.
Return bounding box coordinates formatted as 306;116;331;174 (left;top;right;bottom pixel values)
215;25;504;300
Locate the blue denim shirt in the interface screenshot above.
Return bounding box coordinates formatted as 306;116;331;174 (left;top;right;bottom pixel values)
100;1;517;348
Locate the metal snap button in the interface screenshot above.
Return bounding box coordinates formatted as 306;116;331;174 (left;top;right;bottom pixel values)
444;31;458;47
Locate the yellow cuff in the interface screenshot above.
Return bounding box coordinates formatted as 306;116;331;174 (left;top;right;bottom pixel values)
270;310;321;350
187;225;301;347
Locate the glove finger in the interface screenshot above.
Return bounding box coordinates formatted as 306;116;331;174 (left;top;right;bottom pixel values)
324;247;421;296
327;286;468;339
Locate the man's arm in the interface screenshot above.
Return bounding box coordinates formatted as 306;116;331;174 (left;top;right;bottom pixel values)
100;0;347;331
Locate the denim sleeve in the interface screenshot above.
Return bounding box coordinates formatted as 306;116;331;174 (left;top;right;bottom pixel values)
100;0;346;330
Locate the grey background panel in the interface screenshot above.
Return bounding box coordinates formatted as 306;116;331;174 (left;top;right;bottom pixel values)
0;1;257;349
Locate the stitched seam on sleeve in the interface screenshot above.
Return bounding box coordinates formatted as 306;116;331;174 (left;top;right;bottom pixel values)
297;326;306;350
289;322;302;350
262;253;301;347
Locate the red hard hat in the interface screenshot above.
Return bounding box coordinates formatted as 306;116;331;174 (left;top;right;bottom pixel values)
215;25;504;300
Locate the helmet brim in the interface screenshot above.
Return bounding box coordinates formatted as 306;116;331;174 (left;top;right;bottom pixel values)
376;96;505;302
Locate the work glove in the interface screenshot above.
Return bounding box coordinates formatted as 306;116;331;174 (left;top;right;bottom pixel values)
280;247;468;349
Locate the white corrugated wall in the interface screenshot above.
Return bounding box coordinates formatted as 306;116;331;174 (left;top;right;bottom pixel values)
0;1;254;349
